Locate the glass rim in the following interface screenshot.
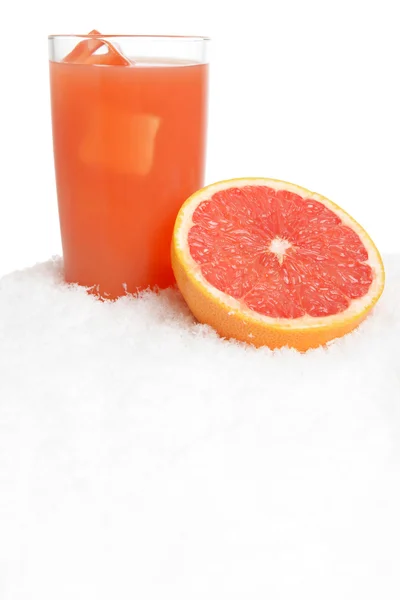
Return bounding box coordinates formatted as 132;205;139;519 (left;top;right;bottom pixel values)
48;34;210;42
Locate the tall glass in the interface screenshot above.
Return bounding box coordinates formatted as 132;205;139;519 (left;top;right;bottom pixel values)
48;34;209;298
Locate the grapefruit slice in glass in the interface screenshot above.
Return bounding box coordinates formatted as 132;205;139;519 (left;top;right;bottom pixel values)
172;178;385;351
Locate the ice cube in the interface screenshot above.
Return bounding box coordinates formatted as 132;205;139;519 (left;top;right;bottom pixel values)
80;105;161;176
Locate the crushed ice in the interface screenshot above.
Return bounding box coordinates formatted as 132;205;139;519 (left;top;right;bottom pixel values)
0;256;400;599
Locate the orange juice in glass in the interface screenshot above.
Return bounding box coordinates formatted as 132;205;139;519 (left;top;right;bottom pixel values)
48;34;209;298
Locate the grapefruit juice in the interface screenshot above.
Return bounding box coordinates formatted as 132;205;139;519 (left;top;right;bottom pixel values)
49;37;208;298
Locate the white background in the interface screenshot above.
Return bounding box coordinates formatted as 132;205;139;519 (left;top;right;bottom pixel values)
0;0;399;277
1;4;400;598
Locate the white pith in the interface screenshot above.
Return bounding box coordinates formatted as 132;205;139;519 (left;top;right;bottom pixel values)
175;178;385;330
269;237;292;264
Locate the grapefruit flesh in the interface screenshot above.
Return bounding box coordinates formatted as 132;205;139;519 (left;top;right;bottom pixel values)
172;178;385;351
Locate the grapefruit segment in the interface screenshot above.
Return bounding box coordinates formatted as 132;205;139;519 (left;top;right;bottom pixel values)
172;178;385;351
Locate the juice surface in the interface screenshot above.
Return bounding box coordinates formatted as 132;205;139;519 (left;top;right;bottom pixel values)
49;58;208;297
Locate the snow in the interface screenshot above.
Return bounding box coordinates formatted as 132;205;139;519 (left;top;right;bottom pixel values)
0;255;399;599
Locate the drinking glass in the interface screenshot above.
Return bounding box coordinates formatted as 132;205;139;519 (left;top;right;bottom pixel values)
48;34;209;298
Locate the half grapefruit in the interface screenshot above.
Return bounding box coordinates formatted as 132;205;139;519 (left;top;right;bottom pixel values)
172;178;385;351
